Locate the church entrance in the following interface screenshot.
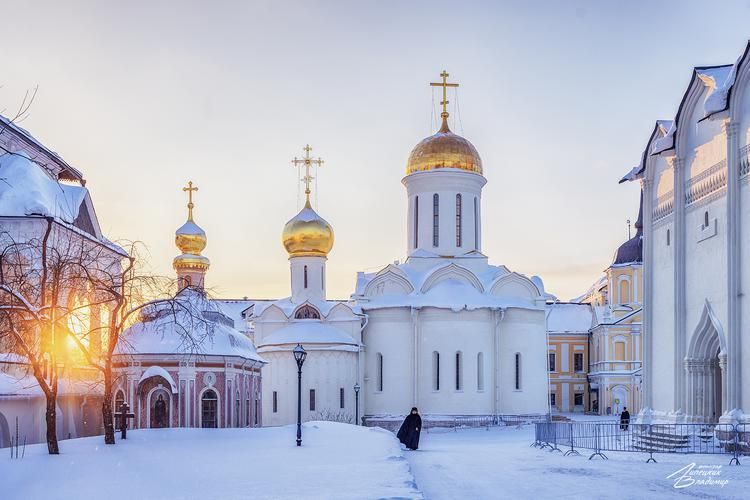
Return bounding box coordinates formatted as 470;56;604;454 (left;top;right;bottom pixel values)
0;411;9;448
686;308;726;423
149;388;170;428
201;389;218;428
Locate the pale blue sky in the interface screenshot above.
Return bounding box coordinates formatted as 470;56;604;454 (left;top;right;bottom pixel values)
2;1;750;299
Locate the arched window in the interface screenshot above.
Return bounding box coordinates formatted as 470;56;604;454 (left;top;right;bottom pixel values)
245;391;250;427
414;195;419;248
619;279;630;304
376;353;384;392
455;351;463;391
473;197;479;250
477;353;484;391
704;210;709;228
304;265;308;289
235;391;241;428
514;353;522;391
432;351;440;391
455;194;462;247
294;304;320;319
433;193;439;247
614;341;626;361
201;389;218;428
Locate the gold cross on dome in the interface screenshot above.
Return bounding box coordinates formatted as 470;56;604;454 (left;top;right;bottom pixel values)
430;70;459;118
182;180;198;220
291;144;324;202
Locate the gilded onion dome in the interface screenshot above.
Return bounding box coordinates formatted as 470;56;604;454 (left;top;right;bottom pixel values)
406;117;482;175
282;198;334;258
173;181;210;274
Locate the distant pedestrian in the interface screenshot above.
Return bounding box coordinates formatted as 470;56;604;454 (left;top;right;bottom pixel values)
397;407;422;450
620;407;631;431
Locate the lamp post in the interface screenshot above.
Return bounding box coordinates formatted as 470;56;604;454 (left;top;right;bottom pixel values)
293;344;307;446
353;383;361;425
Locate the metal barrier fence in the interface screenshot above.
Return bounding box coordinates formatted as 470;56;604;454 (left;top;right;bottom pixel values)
533;421;749;464
424;414;551;432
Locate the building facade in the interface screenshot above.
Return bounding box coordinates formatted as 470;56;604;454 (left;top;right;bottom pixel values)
623;42;750;424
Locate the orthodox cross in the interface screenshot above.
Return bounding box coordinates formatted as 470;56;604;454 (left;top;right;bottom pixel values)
292;144;324;203
430;70;459;118
182;181;198;220
115;402;135;440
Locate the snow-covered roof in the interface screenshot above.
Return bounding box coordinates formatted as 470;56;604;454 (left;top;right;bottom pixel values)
353;259;549;311
258;322;358;348
0;371;102;397
117;292;265;363
0;113;83;181
213;299;254;328
138;366;178;393
0;151;88;224
251;297;360;318
546;303;593;333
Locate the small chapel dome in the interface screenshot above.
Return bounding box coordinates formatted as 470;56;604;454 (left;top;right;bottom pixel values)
406;119;483;175
282;199;334;257
175;219;207;255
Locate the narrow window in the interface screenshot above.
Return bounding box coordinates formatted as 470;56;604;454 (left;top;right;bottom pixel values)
574;353;584;372
515;353;521;390
473;197;479;250
309;389;316;412
704;210;709;228
246;396;250;426
433;351;440;391
340;388;345;409
615;342;626;361
272;391;278;413
455;351;463;390
376;353;384;391
254;400;259;425
548;352;556;372
550;393;556;407
433;193;439;246
414;195;419;248
455;194;462;247
235;391;241;427
304;265;308;289
666;229;670;246
321;269;324;289
477;352;484;391
574;393;584;406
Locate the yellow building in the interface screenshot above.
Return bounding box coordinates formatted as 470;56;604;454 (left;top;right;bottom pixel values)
546;192;643;416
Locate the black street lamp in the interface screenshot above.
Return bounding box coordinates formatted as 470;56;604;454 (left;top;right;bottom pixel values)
353;383;361;426
293;343;307;446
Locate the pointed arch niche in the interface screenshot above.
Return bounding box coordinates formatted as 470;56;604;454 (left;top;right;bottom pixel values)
685;301;728;423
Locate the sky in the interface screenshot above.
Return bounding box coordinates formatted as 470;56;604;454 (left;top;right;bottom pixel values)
2;0;750;301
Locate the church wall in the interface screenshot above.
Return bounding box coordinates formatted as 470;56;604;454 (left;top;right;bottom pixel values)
650;212;675;410
261;349;357;426
416;308;494;415
362;308;413;416
497;308;547;415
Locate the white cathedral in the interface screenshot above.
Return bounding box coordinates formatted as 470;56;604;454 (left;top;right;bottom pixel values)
248;75;550;426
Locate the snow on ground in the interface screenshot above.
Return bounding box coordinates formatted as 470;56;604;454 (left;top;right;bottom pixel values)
407;425;747;500
1;421;421;500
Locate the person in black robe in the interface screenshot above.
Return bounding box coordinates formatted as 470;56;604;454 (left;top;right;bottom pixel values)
397;407;422;450
620;407;630;431
154;394;167;428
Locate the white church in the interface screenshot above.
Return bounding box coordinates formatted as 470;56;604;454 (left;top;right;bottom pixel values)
247;73;550;426
622;42;750;425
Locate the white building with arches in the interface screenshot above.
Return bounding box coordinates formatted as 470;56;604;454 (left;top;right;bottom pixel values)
622;42;750;424
352;87;550;424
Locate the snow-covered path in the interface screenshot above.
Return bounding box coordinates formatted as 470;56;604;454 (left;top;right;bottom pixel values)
1;422;421;500
406;425;747;500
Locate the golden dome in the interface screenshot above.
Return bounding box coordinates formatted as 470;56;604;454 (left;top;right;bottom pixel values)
406;118;482;175
175;219;207;255
282;199;334;257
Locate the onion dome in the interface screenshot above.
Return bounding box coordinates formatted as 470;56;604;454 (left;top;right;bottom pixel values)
173;181;210;280
175;219;207;255
612;190;643;266
282;198;334;258
406;117;483;175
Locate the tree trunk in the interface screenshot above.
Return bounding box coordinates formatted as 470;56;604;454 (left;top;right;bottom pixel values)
102;367;115;445
45;394;59;455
